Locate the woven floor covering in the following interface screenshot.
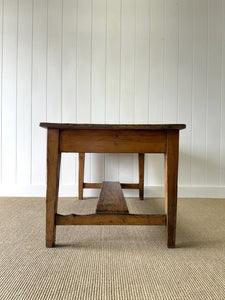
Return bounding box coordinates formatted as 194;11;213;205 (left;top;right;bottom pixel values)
0;197;224;300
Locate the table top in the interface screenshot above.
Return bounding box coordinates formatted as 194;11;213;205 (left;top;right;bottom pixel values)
40;123;186;131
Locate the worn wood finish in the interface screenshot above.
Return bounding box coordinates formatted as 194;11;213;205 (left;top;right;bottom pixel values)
83;182;102;189
60;129;166;153
164;130;179;248
56;213;166;226
41;123;185;248
139;153;144;200
46;129;61;247
83;182;139;190
121;183;139;189
40;123;186;130
78;153;85;199
96;181;129;214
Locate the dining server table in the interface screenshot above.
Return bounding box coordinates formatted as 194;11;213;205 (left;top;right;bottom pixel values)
40;123;186;248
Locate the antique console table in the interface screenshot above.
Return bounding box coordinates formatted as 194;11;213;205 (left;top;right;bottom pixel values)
40;123;186;248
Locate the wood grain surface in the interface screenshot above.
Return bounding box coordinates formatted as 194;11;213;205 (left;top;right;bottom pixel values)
96;181;129;215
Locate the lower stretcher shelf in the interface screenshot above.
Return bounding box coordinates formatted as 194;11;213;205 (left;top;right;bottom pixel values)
56;181;166;226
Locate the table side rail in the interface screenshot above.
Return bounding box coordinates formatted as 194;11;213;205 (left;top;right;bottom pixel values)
60;129;167;153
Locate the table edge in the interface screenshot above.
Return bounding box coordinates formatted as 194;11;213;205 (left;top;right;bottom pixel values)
39;123;186;130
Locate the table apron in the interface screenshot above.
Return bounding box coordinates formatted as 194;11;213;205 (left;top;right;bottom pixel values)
59;129;167;153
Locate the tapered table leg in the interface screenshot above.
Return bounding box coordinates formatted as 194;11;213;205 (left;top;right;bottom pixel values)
46;129;61;247
78;153;85;199
164;130;179;248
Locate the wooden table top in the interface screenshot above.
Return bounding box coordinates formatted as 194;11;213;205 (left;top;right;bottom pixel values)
40;123;186;131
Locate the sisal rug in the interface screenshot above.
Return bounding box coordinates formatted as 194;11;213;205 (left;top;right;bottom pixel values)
0;197;225;300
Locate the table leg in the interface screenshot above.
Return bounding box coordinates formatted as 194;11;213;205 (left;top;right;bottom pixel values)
46;129;61;247
138;153;144;200
79;153;85;199
164;131;179;248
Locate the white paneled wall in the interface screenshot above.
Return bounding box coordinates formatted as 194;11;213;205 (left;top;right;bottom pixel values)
0;0;225;198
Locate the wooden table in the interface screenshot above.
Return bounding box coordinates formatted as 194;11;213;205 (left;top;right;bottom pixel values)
40;123;186;248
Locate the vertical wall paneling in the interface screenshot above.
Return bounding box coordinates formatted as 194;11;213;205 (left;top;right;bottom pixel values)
1;0;18;184
177;0;193;185
191;0;207;185
120;0;135;123
163;0;179;123
91;0;106;184
105;0;121;181
133;0;150;186
61;0;77;124
0;0;225;197
149;0;164;123
91;0;106;124
148;0;165;187
46;0;62;122
31;0;47;185
119;0;135;185
105;0;120;124
206;0;222;185
220;1;225;185
61;0;77;186
76;0;91;123
134;0;149;124
17;0;32;184
77;0;92;188
0;0;3;184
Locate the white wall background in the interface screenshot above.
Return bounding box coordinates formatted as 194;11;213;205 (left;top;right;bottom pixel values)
0;0;224;198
